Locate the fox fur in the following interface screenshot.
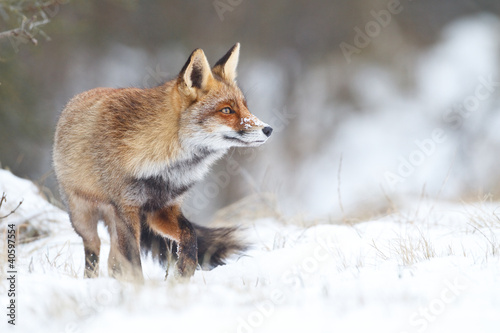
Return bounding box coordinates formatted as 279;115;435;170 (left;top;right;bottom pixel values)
53;43;272;282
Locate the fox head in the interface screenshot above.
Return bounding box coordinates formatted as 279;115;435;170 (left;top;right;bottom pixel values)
176;43;273;150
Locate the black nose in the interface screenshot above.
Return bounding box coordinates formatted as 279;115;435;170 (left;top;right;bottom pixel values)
262;126;273;137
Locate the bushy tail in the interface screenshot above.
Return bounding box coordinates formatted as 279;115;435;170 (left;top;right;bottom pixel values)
140;223;247;270
193;224;247;268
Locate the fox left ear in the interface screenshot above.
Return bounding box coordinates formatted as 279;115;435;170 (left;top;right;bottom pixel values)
212;43;240;82
179;48;214;95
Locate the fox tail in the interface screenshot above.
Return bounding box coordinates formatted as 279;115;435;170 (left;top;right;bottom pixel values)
140;222;247;270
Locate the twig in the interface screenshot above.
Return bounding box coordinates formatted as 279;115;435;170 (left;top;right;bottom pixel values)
0;15;39;44
0;192;24;219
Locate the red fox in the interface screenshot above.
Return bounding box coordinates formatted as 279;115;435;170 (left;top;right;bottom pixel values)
53;43;272;282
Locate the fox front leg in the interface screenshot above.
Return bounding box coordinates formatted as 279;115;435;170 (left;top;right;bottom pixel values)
148;206;198;280
175;215;198;279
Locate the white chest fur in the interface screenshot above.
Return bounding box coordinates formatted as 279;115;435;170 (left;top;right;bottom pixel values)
126;147;227;210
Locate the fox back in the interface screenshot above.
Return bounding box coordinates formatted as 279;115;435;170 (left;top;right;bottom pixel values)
53;43;272;281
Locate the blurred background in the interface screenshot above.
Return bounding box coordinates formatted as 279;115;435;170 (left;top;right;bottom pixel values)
1;0;500;224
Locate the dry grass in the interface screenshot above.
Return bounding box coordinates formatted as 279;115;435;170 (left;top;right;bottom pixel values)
392;231;437;266
464;201;500;258
42;240;80;278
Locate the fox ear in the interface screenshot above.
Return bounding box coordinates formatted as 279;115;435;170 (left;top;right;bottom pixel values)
179;48;213;94
212;43;240;82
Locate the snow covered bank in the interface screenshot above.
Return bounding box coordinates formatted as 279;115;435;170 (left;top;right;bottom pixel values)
1;169;500;333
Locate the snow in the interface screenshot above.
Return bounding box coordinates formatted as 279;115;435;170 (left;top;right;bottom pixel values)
1;169;500;332
240;116;266;129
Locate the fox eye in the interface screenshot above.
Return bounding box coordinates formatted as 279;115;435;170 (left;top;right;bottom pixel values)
220;107;235;114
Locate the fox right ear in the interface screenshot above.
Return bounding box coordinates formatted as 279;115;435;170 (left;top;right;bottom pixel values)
179;48;213;95
212;43;240;82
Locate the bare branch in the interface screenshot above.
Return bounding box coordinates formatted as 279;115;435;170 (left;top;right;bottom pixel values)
0;0;64;47
0;192;24;219
0;26;38;44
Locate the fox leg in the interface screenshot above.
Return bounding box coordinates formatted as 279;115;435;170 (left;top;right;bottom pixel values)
175;215;198;278
101;204;120;278
148;205;198;279
103;204;143;282
67;194;101;278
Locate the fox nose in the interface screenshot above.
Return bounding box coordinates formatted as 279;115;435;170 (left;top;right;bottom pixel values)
262;126;273;137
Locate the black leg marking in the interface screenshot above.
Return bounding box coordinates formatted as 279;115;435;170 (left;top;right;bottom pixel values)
84;249;99;278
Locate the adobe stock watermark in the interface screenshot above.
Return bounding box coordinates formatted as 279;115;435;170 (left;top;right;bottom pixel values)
384;129;447;191
401;275;470;333
142;64;170;87
340;0;403;64
384;74;500;191
213;0;244;22
236;237;336;333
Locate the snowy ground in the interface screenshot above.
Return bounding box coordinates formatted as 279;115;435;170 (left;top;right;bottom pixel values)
1;169;500;333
